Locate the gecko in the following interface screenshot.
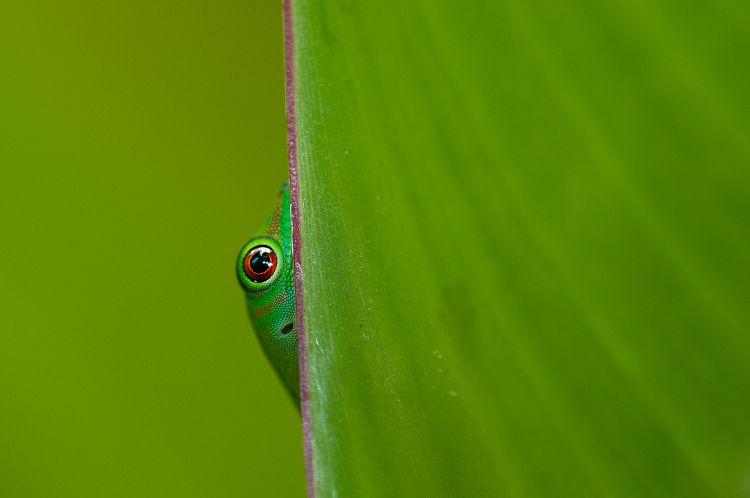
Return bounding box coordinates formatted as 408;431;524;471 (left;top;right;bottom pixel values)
236;182;299;404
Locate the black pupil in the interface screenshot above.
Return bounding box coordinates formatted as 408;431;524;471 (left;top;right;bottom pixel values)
250;248;273;274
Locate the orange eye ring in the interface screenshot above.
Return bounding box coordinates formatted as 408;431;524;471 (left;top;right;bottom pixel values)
243;245;278;283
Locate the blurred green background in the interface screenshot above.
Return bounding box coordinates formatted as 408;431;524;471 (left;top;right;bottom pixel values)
0;1;305;497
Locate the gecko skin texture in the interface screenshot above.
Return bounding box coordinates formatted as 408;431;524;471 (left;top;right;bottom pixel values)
236;182;298;404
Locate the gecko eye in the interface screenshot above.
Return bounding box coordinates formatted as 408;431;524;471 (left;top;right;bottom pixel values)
243;246;278;283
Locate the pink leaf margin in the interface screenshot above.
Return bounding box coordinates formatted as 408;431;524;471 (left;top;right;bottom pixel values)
283;1;316;497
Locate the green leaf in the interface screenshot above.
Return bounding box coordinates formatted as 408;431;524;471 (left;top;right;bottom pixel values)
289;0;750;496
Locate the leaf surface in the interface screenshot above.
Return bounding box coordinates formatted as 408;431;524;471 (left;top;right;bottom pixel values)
289;0;750;496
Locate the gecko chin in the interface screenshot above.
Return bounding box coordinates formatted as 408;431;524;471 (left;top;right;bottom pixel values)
280;322;294;335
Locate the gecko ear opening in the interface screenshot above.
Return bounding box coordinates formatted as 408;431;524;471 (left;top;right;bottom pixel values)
280;323;294;335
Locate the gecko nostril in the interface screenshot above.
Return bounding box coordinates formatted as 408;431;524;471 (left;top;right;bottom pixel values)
281;323;294;335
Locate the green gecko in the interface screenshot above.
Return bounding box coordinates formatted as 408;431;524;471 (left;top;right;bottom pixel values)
236;182;298;403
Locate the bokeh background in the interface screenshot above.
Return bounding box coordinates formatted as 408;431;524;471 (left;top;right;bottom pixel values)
0;1;305;496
